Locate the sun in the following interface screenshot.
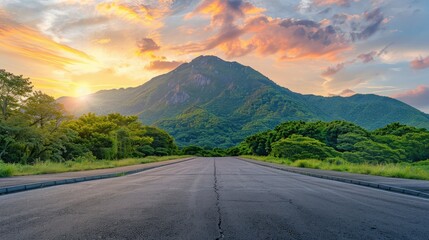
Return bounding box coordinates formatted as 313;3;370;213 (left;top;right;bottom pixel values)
75;84;91;98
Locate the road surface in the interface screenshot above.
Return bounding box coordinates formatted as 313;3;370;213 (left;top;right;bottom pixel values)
1;157;428;240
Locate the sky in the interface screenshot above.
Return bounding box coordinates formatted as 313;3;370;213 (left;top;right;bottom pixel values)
0;0;428;113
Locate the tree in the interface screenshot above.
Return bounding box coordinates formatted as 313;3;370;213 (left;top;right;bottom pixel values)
336;133;369;152
182;145;205;155
270;135;338;160
23;91;67;129
63;113;172;159
0;69;32;120
142;126;178;155
352;140;405;163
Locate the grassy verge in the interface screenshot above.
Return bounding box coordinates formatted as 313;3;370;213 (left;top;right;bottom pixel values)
241;155;429;180
0;155;191;177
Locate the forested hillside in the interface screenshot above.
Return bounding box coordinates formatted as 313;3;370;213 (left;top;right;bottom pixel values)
58;56;429;148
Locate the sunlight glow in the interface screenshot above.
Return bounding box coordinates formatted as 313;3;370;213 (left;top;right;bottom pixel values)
75;84;91;97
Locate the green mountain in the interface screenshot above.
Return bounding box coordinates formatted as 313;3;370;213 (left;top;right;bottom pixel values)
59;55;429;148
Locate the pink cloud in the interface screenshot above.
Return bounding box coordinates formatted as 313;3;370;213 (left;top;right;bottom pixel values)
137;38;160;53
410;56;429;70
313;0;356;7
322;44;390;76
145;60;185;71
322;62;347;76
329;89;356;97
393;86;429;108
179;1;350;61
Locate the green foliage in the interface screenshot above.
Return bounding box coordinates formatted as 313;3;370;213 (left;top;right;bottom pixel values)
181;145;227;157
237;120;429;164
0;155;189;177
271;135;338;160
373;122;425;136
24;91;67;129
63;113;177;160
137;145;155;156
352;140;405;163
182;145;205;155
0;69;33;120
243;156;429;180
0;161;14;177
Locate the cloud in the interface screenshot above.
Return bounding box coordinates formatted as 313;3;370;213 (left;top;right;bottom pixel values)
0;15;95;70
351;8;385;41
96;1;169;27
410;56;429;70
322;62;347;76
145;60;185;71
338;88;356;96
180;0;349;60
94;38;111;44
190;0;264;27
393;86;429;108
137;38;160;53
356;44;390;63
58;16;109;32
313;0;356;7
357;51;377;63
322;44;391;76
329;88;356;97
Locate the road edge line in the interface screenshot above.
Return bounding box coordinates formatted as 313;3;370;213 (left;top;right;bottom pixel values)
236;157;429;199
0;157;195;196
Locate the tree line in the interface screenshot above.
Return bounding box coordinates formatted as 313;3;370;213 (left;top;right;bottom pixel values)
0;69;178;164
229;120;429;163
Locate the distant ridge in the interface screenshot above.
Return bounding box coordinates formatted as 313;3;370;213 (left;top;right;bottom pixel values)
58;55;429;147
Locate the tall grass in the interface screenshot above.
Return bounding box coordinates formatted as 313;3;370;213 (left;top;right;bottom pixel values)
241;155;429;180
0;155;191;177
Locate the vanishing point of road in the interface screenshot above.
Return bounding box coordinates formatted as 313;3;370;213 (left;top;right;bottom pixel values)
1;157;428;240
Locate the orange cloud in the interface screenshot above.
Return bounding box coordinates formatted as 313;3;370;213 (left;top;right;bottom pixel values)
178;13;349;61
94;38;111;44
96;1;168;27
145;60;185;71
190;0;264;28
245;17;349;61
137;38;160;53
0;17;95;69
178;0;350;61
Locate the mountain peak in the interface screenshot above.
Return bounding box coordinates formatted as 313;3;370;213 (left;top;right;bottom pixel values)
167;55;275;89
188;55;242;68
191;55;224;63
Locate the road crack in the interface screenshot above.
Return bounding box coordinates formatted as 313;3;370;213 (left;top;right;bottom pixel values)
213;158;224;240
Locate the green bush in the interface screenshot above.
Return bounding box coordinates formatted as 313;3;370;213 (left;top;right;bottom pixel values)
154;147;169;156
137;145;155;156
326;157;346;165
0;162;15;177
270;135;339;160
292;159;322;169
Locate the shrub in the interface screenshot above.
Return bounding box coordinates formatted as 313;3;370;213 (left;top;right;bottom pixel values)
270;135;339;160
0;162;15;177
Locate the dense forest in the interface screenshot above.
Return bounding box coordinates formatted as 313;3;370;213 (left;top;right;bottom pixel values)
0;69;178;164
230;121;429;164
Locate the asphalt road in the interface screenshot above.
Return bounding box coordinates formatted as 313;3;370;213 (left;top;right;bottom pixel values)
1;157;428;240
